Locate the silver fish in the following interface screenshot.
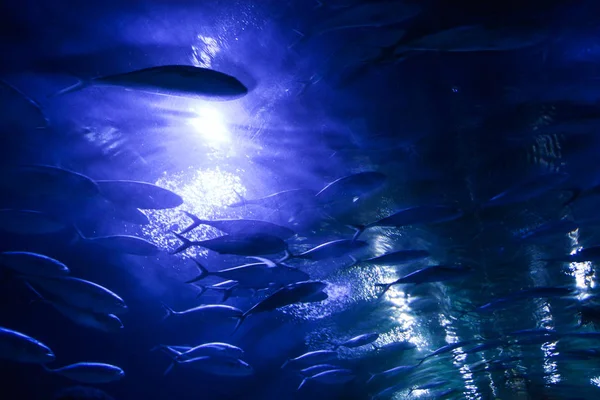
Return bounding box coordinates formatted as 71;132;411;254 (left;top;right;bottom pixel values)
0;251;69;277
0;326;55;364
50;65;248;100
43;362;125;383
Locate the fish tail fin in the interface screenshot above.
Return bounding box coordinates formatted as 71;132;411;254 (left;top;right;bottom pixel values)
70;224;87;244
170;231;193;254
22;280;46;305
48;79;89;98
160;302;176;321
278;249;293;262
562;188;582;206
41;364;53;373
347;255;359;268
366;373;376;385
374;282;394;297
220;287;234;302
288;29;308;50
231;313;247;335
297;377;310;390
163;362;175;376
228;190;247;207
346;224;366;240
194;284;208;299
185;259;211;283
179;211;204;234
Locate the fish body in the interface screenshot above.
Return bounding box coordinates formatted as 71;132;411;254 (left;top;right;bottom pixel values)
394;24;549;55
180;356;253;376
228;189;318;211
0;251;69;277
53;65;248;100
234;281;327;332
370;205;463;228
171;232;287;256
294;239;368;261
81;234;159;256
51;302;123;332
24;276;127;315
376;265;473;294
299;364;342;377
0;164;99;200
177;342;244;361
367;365;416;386
161;303;243;322
298;368;354;390
360;249;430;266
282;350;339;369
333;333;379;349
179;212;295;239
44;362;124;383
484;172;569;207
0;326;55;364
315;171;387;204
0;209;67;235
96;180;183;210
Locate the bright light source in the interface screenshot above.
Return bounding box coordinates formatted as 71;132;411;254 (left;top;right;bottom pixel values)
187;106;230;148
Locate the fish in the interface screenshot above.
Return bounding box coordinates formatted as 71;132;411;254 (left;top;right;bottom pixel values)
195;280;259;302
161;303;243;323
43;362;125;383
282;350;339;369
291;1;420;48
331;333;379;350
297;368;354;390
0;326;55;364
175;342;244;361
351;205;463;239
23;276;127;315
376;265;473;295
483;172;570;208
171;232;288;256
0;164;99;200
315;171;387;204
417;340;479;365
285;239;368;261
0;209;68;235
392;23;550;59
156;342;245;375
349;249;430;267
518;219;579;241
175;356;253;377
50;65;248;100
77;231;160;256
50;302;124;333
233;280;327;333
228;188;318;212
96;180;183;210
299;364;343;377
367;365;417;386
178;211;296;239
0;251;70;277
0;79;48;129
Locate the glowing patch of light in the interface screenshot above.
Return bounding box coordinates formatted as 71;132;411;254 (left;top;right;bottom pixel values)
591;376;600;387
141;167;246;254
535;303;561;385
568;229;595;290
187;106;231;149
191;35;220;68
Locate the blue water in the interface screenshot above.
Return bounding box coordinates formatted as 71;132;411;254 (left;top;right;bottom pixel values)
3;1;600;399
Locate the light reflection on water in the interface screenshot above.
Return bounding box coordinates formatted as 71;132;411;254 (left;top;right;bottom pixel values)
141;167;247;255
568;229;596;291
